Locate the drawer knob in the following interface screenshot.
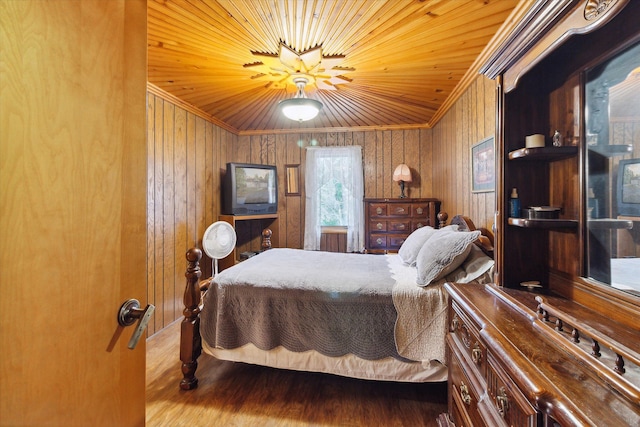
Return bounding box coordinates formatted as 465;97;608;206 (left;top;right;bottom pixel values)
376;207;383;215
397;224;405;230
496;387;509;417
460;382;471;406
376;223;383;230
395;207;406;214
416;207;423;215
472;344;482;365
376;238;383;245
416;222;424;228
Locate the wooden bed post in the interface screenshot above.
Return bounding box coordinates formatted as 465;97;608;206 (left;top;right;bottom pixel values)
261;228;272;251
180;247;202;390
437;211;448;228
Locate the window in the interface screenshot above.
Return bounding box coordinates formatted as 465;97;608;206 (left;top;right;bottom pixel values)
317;156;349;226
304;146;364;252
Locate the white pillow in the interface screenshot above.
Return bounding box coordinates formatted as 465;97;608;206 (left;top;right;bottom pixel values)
445;244;494;283
398;225;458;266
415;230;481;286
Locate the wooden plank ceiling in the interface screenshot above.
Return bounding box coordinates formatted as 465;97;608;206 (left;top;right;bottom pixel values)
148;0;522;134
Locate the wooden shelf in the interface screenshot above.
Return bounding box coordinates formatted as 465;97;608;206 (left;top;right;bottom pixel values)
223;213;279;221
508;217;578;229
508;146;578;161
218;213;279;270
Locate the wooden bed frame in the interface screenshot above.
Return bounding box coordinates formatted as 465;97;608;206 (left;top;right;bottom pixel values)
178;212;493;390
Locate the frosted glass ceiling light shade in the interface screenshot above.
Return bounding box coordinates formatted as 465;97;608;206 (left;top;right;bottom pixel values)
280;98;323;121
279;77;322;122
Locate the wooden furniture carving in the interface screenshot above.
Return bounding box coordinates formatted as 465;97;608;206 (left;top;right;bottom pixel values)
364;198;441;253
218;213;278;270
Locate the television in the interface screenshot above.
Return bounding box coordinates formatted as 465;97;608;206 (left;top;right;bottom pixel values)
617;158;640;217
222;162;278;215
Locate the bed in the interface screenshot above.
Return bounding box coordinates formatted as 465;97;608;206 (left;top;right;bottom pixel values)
179;214;494;390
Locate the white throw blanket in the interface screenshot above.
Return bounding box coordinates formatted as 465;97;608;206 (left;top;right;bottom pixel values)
389;255;449;363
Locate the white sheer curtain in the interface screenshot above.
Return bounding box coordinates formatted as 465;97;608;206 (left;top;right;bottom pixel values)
304;146;365;252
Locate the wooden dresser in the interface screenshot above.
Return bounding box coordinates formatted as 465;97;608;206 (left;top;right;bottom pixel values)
364;198;440;253
442;282;640;427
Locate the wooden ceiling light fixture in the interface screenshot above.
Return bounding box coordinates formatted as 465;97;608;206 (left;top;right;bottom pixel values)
244;43;353;91
244;43;353;122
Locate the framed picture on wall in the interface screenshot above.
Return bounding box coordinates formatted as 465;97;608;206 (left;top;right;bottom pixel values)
471;136;495;193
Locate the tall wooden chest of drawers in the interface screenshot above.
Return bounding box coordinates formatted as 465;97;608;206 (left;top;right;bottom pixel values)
364;198;440;253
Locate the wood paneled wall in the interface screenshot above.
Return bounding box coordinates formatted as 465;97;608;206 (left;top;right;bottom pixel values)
146;88;236;335
146;75;496;335
431;75;497;233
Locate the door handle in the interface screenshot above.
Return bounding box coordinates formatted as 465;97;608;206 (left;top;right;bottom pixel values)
118;299;155;349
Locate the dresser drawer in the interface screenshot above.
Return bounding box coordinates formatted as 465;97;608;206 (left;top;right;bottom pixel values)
411;203;429;217
388;203;411;216
369;234;406;251
450;302;487;381
369;234;387;249
369;202;412;217
487;355;539;427
388;220;410;232
449;344;485;427
368;203;387;217
370;220;387;232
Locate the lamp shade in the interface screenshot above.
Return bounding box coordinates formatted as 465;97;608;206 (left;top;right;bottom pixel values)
393;164;412;182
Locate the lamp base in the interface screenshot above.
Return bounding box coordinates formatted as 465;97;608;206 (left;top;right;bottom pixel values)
399;181;407;198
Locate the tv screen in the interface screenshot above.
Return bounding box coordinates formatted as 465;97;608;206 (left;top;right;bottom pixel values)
235;165;276;204
617;158;640;217
223;163;277;215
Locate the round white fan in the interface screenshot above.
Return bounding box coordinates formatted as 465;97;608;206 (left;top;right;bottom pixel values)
202;221;237;276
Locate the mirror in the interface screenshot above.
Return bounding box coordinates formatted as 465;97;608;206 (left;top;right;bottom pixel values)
585;41;640;295
285;164;300;196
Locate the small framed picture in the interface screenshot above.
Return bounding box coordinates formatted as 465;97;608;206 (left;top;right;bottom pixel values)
471;136;495;193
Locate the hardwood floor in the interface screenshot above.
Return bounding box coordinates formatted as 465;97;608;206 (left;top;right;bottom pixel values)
146;320;448;426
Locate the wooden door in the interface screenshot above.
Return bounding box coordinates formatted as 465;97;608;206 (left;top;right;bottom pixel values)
0;1;147;425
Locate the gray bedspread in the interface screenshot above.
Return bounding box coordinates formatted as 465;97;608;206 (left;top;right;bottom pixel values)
200;248;409;361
